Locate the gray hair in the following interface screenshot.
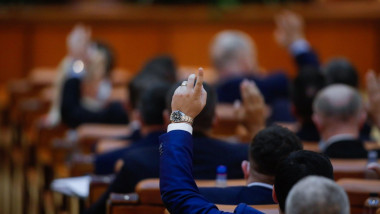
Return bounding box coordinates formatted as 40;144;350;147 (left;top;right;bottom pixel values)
286;176;350;214
210;30;254;70
313;84;362;121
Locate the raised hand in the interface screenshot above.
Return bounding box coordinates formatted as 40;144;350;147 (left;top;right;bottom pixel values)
171;68;207;119
67;24;92;59
238;79;266;141
366;70;380;128
274;10;305;48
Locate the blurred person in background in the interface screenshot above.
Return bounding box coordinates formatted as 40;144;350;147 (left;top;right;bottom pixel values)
93;55;178;175
291;66;325;142
213;11;319;123
60;40;129;128
312;84;380;158
45;24;129;128
323;57;372;140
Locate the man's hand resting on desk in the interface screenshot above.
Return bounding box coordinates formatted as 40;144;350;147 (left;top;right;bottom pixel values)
171;68;207;119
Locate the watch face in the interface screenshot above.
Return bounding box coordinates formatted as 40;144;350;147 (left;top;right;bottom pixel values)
171;111;183;122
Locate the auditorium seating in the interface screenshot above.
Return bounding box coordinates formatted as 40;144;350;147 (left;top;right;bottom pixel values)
337;178;380;214
107;178;246;214
331;159;380;181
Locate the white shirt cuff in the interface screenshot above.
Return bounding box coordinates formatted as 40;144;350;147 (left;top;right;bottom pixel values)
289;39;310;56
167;123;193;134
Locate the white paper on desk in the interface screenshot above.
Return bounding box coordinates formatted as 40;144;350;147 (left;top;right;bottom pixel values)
51;175;90;198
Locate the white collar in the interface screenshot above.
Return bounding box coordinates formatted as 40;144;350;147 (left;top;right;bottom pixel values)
247;182;273;190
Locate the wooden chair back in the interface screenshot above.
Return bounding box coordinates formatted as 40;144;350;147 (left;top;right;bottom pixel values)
107;178;246;214
331;159;380;180
337;178;380;214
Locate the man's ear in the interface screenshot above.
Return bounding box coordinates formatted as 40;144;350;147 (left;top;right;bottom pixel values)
272;186;278;203
312;113;322;131
163;109;170;126
241;160;250;180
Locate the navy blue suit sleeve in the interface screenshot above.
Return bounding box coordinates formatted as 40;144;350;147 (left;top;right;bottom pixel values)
159;130;263;214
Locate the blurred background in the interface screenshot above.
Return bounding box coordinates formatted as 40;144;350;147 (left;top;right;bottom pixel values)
1;0;380;214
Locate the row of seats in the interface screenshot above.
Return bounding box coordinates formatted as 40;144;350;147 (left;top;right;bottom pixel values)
1;66;380;214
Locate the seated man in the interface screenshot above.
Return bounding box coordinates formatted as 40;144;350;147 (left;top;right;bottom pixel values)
199;125;303;205
86;77;250;214
312;84;380;158
160;69;334;214
291;66;325;142
285;176;350;214
94;83;171;174
60;41;129;128
213;11;319;123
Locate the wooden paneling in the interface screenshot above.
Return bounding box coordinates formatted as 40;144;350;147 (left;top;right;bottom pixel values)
1;2;380;85
0;25;25;82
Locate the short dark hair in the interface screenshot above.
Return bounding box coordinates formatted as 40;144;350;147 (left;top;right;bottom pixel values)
166;82;216;132
250;125;303;176
128;55;177;109
274;150;334;212
323;58;358;88
291;66;325;123
139;55;177;83
139;83;171;125
92;41;115;76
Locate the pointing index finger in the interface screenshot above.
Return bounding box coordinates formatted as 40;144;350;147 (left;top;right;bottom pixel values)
194;67;204;95
187;74;196;90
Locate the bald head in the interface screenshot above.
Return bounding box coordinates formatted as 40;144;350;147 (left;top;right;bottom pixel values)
286;176;350;214
313;84;362;121
210;30;257;77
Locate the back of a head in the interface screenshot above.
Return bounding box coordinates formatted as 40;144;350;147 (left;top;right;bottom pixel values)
250;125;303;176
323;58;358;88
286;176;350;214
210;30;255;72
140;55;177;83
139;83;171;126
313;84;362;121
91;41;115;76
292;66;325;123
166;82;216;133
274;150;334;212
128;55;177;109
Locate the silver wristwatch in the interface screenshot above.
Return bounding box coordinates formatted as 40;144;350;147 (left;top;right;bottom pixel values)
170;110;194;124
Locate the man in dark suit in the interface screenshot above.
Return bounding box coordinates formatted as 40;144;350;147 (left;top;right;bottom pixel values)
213;11;319;123
291;66;325;142
160;69;334;214
86;79;249;214
199;125;303;205
312;84;370;158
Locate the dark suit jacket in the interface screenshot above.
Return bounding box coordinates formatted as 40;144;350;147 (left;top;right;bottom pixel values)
94;131;164;175
86;132;249;214
199;185;274;205
60;77;129;128
296;122;320;142
324;139;370;159
160;130;262;214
